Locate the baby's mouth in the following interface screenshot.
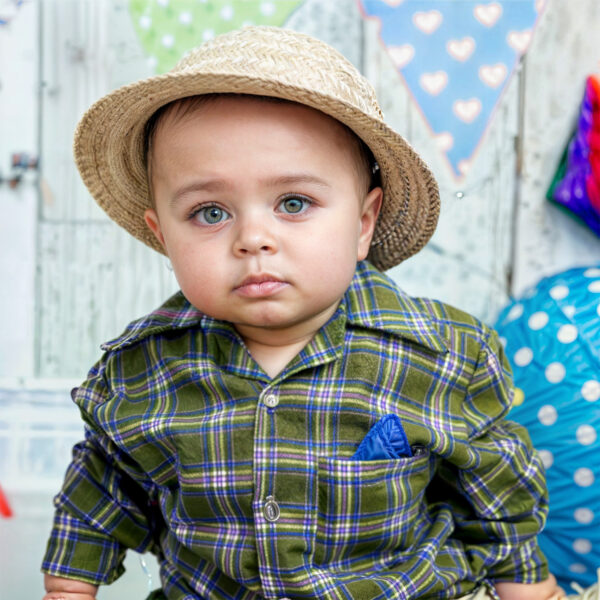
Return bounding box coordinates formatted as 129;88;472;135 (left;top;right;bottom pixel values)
234;274;288;298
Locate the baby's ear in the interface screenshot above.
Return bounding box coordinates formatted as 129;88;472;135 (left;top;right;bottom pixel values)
144;208;167;249
357;187;383;260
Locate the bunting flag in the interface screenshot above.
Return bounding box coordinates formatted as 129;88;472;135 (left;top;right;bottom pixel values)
129;0;304;74
358;0;546;179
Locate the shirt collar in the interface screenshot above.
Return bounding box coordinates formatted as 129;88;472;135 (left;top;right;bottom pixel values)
102;261;447;356
101;291;203;352
343;261;448;354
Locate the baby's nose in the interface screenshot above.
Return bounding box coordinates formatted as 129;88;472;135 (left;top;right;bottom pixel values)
232;218;277;256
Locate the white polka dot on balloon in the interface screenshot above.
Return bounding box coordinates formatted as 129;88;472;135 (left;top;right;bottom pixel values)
573;538;592;554
574;467;595;487
549;284;569;300
582;380;600;402
537;405;557;426
588;280;600;293
202;29;215;40
569;563;587;574
498;336;507;347
147;56;158;69
506;303;524;322
545;362;566;383
139;15;152;29
513;347;533;367
563;305;576;318
220;5;234;20
574;507;594;524
584;267;600;278
557;324;578;343
538;449;553;469
576;424;597;446
528;311;549;330
157;0;169;6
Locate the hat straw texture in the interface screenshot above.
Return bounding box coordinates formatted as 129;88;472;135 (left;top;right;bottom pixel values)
74;26;439;271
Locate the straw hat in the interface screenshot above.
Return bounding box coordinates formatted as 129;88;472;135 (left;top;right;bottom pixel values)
74;26;439;271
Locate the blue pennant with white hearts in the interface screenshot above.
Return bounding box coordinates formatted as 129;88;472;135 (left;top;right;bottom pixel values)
358;0;545;179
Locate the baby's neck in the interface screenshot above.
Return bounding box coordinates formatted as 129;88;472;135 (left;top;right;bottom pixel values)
243;335;313;379
235;304;339;379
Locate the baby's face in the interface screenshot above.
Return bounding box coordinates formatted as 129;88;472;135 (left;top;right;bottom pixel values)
144;96;381;342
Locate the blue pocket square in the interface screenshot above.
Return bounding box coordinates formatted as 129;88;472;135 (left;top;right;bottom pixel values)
351;414;413;461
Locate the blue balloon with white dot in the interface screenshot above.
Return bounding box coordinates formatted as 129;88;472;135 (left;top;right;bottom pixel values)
495;265;600;589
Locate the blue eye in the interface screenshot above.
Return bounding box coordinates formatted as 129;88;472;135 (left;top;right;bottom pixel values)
193;205;230;225
279;196;310;214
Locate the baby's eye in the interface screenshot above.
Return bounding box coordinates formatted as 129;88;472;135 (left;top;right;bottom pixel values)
278;195;311;215
192;205;231;225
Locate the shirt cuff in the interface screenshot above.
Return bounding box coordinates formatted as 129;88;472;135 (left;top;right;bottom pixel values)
488;538;549;584
41;508;126;585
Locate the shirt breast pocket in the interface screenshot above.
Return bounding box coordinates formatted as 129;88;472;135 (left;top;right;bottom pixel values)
314;452;433;567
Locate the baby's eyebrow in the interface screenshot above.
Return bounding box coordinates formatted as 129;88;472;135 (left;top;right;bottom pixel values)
263;173;331;189
171;173;331;205
170;179;229;205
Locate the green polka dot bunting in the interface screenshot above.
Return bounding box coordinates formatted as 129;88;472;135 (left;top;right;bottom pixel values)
129;0;305;73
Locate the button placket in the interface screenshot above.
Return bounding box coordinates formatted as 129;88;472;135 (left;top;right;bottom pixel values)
254;387;281;596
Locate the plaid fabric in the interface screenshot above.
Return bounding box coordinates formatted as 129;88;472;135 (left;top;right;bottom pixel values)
42;261;549;599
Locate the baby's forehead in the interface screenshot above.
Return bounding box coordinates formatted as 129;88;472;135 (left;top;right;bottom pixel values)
146;93;374;191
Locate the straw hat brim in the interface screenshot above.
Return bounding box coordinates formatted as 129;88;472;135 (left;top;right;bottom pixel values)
74;70;439;272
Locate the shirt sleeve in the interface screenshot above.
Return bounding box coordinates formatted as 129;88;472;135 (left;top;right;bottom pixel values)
41;358;158;585
432;328;549;584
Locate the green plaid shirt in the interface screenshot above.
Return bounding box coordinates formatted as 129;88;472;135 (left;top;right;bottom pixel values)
42;261;548;599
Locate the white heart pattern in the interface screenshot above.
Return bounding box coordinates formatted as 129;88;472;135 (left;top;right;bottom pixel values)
435;132;454;152
507;29;532;53
473;2;503;27
412;10;443;34
358;0;542;179
446;37;476;62
388;44;415;69
453;98;482;123
420;71;448;96
458;159;472;175
478;63;508;88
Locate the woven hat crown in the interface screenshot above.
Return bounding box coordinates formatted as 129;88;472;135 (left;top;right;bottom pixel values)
175;27;384;122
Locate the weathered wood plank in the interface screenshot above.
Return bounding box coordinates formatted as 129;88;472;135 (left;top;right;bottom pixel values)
38;221;177;377
514;0;600;294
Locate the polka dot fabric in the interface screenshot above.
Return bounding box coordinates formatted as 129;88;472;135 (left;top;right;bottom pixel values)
496;265;600;589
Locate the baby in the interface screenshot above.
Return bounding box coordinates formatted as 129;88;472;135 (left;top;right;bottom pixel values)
42;26;567;600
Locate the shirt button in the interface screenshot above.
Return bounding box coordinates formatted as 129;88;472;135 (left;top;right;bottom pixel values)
263;496;280;522
263;393;279;408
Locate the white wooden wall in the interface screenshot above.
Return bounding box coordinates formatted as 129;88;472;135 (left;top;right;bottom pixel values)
2;0;600;379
